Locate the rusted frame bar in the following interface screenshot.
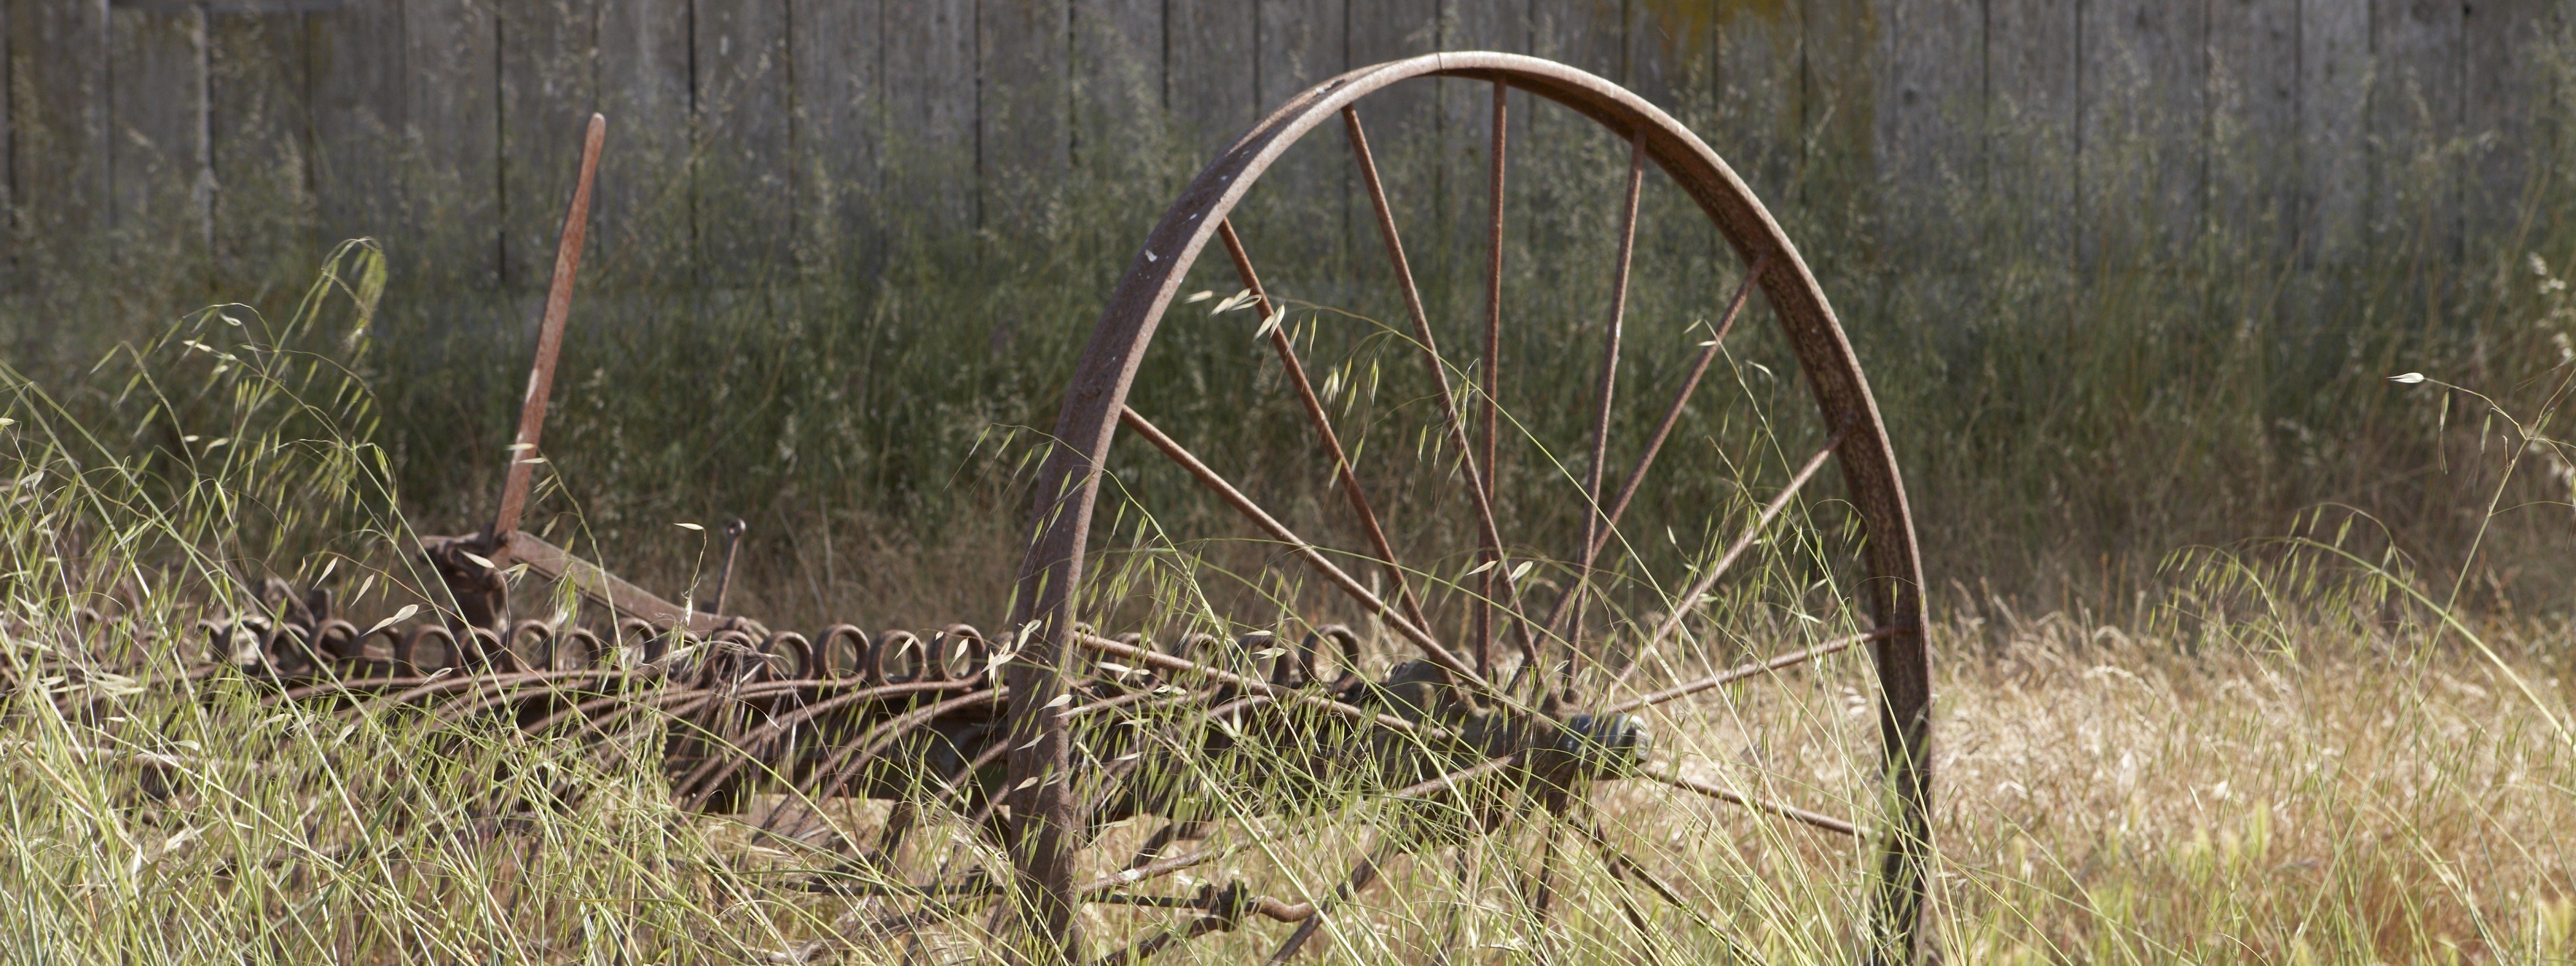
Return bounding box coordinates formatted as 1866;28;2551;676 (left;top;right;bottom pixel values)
496;529;724;636
1566;130;1650;686
762;688;1011;837
1542;252;1772;642
1214;220;1432;638
1114;406;1482;686
1261;846;1393;964
1340;105;1542;674
1640;419;1859;656
1606;625;1897;715
489;113;607;545
1636;766;1859;837
669;677;987;808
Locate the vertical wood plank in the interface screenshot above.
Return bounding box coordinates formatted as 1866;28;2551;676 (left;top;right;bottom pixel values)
1530;0;1623;80
108;3;209;271
1711;2;1803;198
310;0;410;261
6;0;109;274
208;12;316;287
1803;0;1880;185
1438;0;1532;317
1248;0;1348;297
1878;0;1985;201
1166;0;1256;155
2463;0;2548;245
2084;0;2204;256
1345;0;1445;305
1069;0;1154;165
2298;0;2369;260
595;0;692;284
1625;0;1694;111
791;0;884;269
1255;0;1347;110
0;0;10;276
2370;0;2463;257
884;0;977;236
980;0;1070;229
1447;0;1530;54
695;0;792;281
403;0;500;288
500;0;602;290
2206;0;2297;259
1986;0;2078;265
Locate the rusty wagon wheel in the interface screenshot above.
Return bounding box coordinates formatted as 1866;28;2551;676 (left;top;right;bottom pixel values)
922;52;1927;965
986;52;1935;964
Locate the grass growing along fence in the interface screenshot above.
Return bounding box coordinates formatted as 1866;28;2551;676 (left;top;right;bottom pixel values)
0;28;2573;966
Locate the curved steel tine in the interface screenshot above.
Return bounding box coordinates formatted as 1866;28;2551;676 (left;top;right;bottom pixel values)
1261;844;1392;964
759;688;1010;837
672;678;980;810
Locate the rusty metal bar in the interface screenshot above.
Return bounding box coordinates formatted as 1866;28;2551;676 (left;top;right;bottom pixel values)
1341;105;1543;673
495;529;721;636
1545;253;1771;640
712;517;746;616
1479;77;1509;679
1640;420;1857;656
1567;131;1649;683
1636;766;1859;837
489;113;606;549
1115;406;1482;685
1606;625;1896;715
1215;220;1431;636
1262;847;1390;964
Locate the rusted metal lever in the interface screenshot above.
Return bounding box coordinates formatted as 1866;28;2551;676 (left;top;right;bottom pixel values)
488;112;607;560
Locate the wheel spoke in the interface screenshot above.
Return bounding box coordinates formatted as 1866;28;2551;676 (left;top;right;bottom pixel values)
1215;220;1432;637
1263;847;1390;964
1607;625;1897;715
1520;821;1563;952
1115;406;1482;683
1479;77;1509;679
1546;252;1774;641
1636;766;1859;837
1341;106;1542;675
1567;131;1651;684
1577;817;1754;958
1636;419;1859;662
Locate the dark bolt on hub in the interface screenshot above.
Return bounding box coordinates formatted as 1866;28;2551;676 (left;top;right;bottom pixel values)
1555;712;1651;779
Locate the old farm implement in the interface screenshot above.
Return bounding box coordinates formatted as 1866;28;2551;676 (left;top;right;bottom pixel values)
106;55;1931;964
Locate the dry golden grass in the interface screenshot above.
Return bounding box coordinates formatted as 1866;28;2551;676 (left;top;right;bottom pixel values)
1927;602;2575;965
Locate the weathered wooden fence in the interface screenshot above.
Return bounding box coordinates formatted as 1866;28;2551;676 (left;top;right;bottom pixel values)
2;0;2564;294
